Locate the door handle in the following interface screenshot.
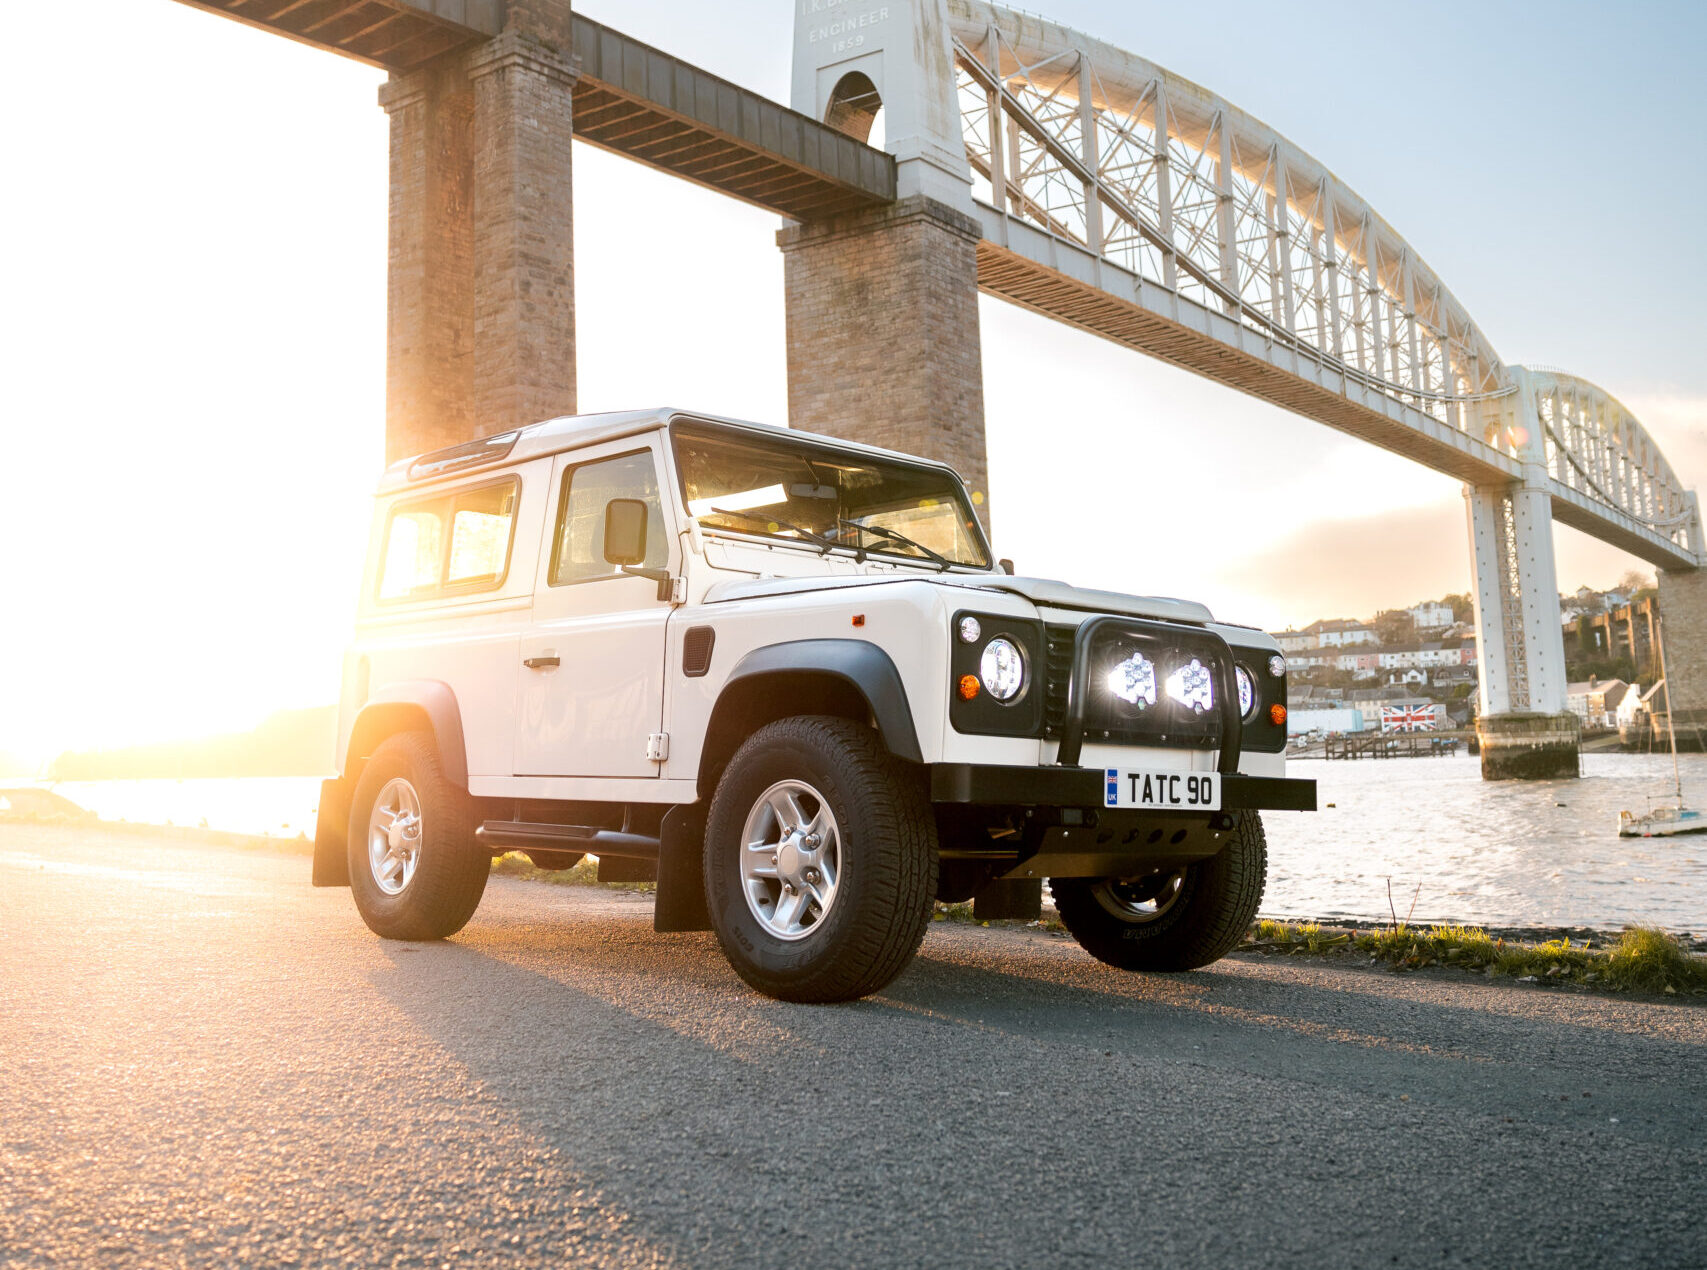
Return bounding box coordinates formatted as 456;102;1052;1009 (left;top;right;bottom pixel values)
523;655;560;670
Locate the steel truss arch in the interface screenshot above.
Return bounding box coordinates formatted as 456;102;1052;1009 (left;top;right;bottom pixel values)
946;0;1700;568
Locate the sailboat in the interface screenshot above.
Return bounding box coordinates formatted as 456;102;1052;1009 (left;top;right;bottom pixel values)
1619;616;1706;837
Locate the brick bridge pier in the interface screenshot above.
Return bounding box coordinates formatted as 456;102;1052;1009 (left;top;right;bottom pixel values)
379;4;579;463
366;0;995;529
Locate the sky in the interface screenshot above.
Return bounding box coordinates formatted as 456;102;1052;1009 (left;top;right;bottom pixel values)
1;0;1703;767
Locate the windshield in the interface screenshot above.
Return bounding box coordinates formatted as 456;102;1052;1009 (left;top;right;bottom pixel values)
671;423;991;568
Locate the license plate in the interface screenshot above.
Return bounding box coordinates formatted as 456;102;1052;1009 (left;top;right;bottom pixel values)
1104;769;1221;811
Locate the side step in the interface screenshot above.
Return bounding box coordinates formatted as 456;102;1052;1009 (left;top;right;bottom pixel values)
478;809;714;935
474;821;661;860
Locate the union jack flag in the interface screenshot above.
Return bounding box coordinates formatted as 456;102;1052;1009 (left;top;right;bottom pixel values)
1381;704;1438;733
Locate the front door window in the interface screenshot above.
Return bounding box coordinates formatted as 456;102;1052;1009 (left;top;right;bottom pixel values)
550;450;668;585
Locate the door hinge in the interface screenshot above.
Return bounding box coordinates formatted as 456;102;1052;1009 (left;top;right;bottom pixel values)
670;576;687;605
646;733;670;762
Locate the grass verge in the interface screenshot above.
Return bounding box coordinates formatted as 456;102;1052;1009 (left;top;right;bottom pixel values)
489;852;655;892
1244;919;1707;998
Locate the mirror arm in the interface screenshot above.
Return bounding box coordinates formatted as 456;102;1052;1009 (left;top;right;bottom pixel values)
620;564;675;601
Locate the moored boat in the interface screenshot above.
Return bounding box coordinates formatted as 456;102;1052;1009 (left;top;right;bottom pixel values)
1618;805;1707;838
1616;615;1700;838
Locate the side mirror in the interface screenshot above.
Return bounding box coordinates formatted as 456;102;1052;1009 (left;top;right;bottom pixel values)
603;498;649;567
999;558;1015;576
603;497;674;601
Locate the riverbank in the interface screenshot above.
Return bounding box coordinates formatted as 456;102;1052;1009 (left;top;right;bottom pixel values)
1243;918;1707;999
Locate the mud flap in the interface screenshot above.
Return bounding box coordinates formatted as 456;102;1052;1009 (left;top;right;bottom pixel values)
654;803;712;933
311;778;351;888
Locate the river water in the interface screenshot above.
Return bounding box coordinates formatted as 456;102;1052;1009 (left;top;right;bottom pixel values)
1263;751;1707;934
7;753;1705;933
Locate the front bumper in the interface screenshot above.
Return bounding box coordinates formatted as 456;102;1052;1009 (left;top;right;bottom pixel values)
929;763;1316;812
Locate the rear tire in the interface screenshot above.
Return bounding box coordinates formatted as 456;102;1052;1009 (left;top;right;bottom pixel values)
1051;813;1267;971
704;716;937;1003
346;731;489;941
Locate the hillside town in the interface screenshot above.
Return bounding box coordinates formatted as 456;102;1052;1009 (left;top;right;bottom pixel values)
1274;574;1670;746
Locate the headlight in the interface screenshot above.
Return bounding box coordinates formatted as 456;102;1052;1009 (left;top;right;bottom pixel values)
1106;651;1157;707
1268;653;1286;678
1235;665;1256;718
979;637;1026;701
1165;658;1214;714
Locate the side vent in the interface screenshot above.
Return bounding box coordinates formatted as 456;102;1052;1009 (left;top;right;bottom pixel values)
682;625;715;677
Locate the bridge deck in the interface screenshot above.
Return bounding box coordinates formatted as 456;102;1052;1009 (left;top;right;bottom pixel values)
172;1;895;220
975;211;1520;489
976;213;1699;569
173;1;498;68
567;15;894;220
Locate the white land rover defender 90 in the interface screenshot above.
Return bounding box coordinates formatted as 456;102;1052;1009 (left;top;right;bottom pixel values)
314;409;1315;1001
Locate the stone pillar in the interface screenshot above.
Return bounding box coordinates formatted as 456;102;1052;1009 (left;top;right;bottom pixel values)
381;58;476;464
1465;371;1578;779
469;33;579;433
380;4;577;465
791;0;971;206
777;197;991;533
1657;568;1707;748
784;0;991;536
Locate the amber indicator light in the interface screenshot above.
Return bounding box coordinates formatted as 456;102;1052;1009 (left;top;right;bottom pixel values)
957;674;981;701
1269;704;1287;726
851;614;866;627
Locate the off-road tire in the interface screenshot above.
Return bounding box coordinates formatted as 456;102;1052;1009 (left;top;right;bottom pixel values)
1051;813;1267;971
347;731;489;940
704;716;938;1003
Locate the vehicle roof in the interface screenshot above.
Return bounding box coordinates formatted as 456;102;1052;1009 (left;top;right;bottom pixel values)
375;407;974;495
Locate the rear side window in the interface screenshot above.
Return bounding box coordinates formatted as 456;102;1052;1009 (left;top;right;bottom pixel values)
378;478;519;602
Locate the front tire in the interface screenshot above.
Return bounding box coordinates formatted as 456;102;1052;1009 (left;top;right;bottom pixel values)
1051;812;1267;971
704;716;937;1002
346;731;489;940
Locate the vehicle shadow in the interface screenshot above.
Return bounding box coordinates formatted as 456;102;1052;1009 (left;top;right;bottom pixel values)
358;899;1707;1268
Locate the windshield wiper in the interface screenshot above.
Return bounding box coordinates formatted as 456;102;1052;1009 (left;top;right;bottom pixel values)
839;518;953;571
705;506;839;555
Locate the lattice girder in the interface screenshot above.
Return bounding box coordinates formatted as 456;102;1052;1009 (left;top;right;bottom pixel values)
948;0;1699;567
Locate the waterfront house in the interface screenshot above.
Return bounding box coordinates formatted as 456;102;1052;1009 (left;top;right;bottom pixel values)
1407;601;1454;631
1565;676;1629;729
1334;649;1382;676
1432;664;1478;688
1623;681;1669;738
1306;618;1380;648
1377;698;1448;732
1616;683;1649;730
1287;706;1367;736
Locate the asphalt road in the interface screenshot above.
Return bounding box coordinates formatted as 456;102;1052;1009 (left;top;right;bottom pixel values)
3;822;1705;1269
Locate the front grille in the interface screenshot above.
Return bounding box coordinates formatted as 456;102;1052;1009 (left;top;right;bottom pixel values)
1041;618;1230;751
1043;623;1076;738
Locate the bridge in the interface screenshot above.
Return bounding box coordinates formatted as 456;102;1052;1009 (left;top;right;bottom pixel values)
167;0;1704;778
